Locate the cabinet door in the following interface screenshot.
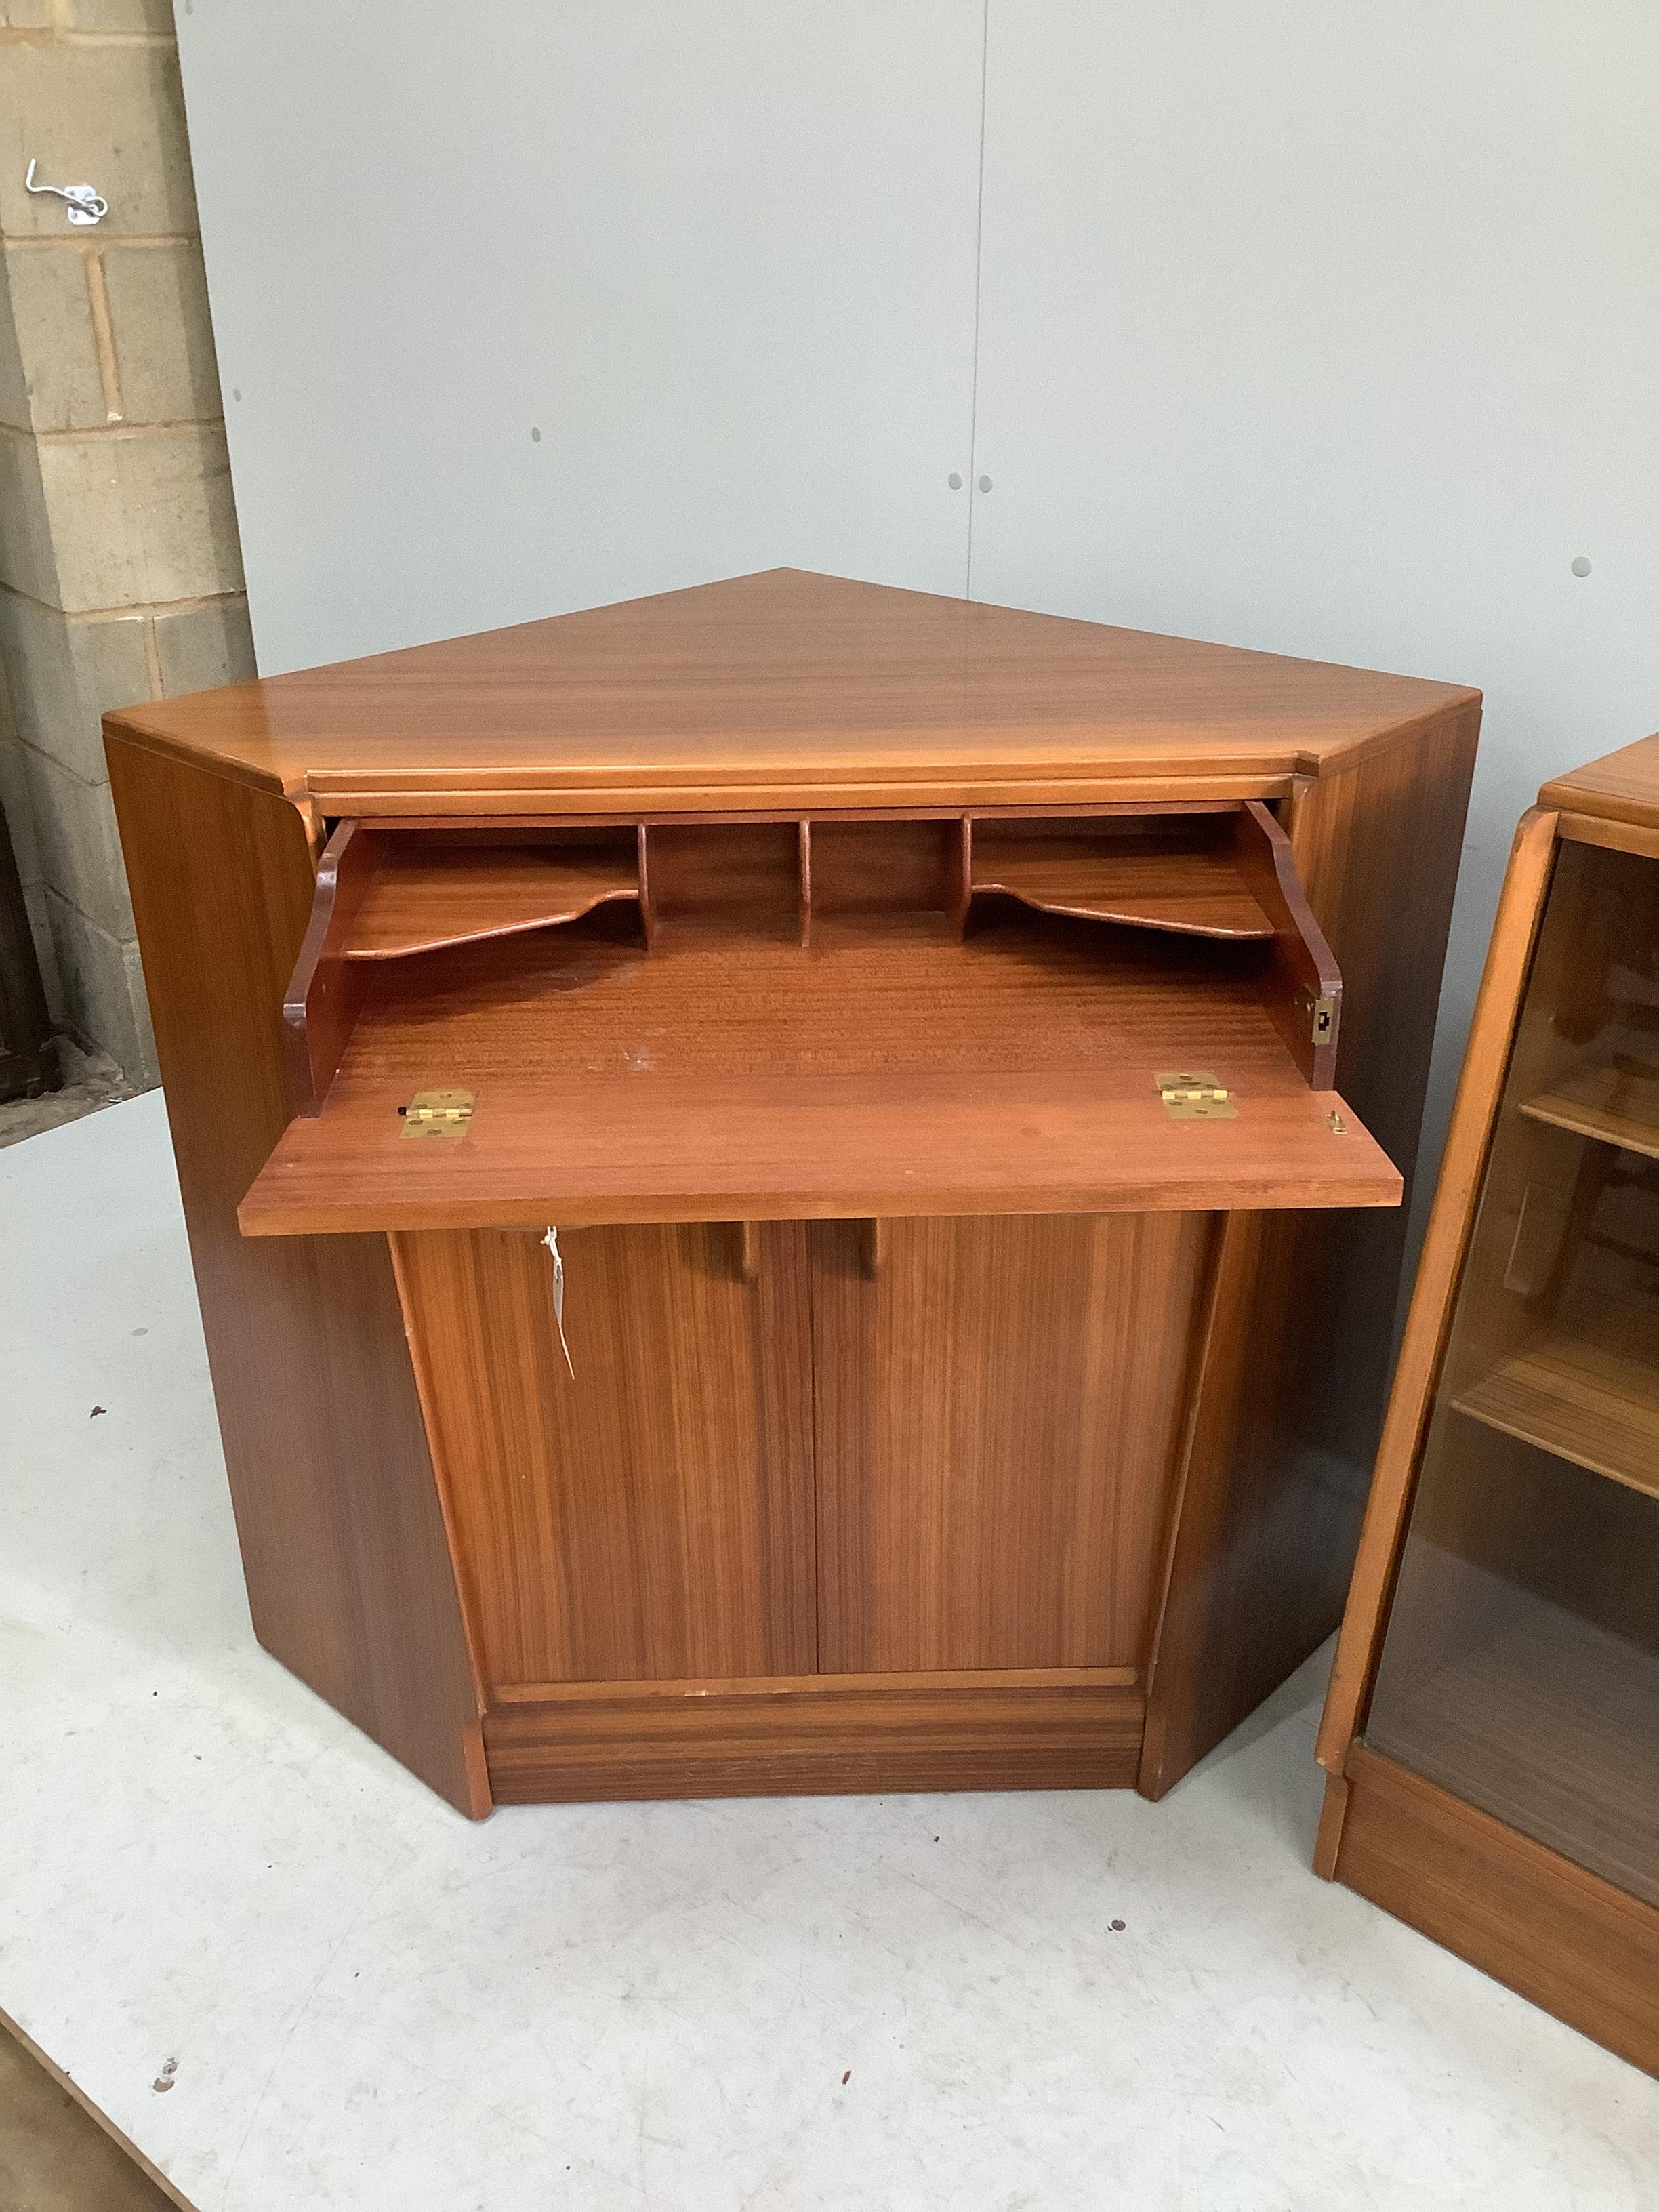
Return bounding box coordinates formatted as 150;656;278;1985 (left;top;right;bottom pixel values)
393;1221;817;1689
811;1213;1214;1674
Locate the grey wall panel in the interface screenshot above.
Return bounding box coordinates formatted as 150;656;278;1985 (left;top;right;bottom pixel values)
967;0;1659;1236
176;1;987;674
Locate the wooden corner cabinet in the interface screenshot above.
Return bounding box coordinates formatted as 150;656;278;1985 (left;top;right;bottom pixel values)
104;569;1477;1819
1316;735;1659;2076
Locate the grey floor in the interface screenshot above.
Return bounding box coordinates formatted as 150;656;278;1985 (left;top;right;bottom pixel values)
0;1046;140;1152
1;1092;1655;2211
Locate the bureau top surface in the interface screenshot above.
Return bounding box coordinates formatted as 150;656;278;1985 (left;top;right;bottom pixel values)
1539;730;1659;833
104;567;1478;815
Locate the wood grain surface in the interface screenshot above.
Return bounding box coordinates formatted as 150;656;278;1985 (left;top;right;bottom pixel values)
1449;1294;1659;1501
806;815;956;919
1557;810;1659;862
282;818;371;1115
104;737;488;1815
1280;709;1485;1475
483;1671;1147;1801
968;819;1273;939
1540;729;1659;836
103;568;1479;816
1336;1745;1659;2076
1519;1042;1659;1162
1231;798;1343;1088
107;570;1484;1816
347;838;641;958
244;1074;1393;1235
240;909;1397;1233
812;1212;1216;1674
392;1223;817;1685
1140;710;1480;1797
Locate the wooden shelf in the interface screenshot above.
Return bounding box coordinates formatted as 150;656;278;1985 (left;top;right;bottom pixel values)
962;803;1343;1090
969;841;1273;939
1365;1590;1659;1910
1450;1293;1659;1502
345;842;640;960
242;907;1397;1235
1520;1044;1659;1162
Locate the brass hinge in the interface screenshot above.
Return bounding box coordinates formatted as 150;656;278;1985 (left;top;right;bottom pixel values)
1156;1069;1237;1121
1301;991;1337;1047
398;1088;474;1141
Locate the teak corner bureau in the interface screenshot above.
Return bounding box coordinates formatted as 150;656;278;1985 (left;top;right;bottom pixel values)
105;569;1479;1818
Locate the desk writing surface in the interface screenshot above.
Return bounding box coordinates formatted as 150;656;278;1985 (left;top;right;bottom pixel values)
104;568;1480;813
240;909;1398;1233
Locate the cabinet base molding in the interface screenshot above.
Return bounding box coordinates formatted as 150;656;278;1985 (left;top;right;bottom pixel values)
1334;1746;1659;2076
484;1671;1145;1803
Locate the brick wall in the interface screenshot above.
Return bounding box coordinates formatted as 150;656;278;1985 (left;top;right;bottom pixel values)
0;0;251;1084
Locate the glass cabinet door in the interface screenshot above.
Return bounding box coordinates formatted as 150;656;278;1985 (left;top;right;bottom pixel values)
1365;832;1659;1906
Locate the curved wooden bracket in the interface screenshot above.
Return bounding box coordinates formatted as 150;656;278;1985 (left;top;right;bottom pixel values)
1231;801;1345;1088
284;820;373;1117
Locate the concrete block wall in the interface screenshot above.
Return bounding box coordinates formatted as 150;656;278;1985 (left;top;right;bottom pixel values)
0;0;252;1084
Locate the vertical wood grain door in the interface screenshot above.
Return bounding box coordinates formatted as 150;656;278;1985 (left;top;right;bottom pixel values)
392;1222;817;1689
811;1214;1216;1675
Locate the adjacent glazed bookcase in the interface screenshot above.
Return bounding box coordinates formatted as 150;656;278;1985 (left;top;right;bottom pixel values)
1317;733;1659;2078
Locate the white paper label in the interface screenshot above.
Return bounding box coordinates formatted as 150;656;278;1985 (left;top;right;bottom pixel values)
541;1225;575;1378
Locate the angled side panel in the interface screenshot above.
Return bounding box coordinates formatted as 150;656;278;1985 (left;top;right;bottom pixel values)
1140;707;1479;1796
1286;703;1483;1486
106;732;488;1816
1139;1206;1331;1796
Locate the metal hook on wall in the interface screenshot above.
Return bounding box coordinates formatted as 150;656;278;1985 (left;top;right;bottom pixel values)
24;159;108;227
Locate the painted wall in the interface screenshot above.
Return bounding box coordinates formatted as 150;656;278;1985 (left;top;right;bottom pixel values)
173;2;986;668
967;3;1659;1188
176;1;1659;1195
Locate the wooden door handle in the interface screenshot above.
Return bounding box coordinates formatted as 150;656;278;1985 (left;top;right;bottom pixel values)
859;1218;886;1279
736;1221;759;1282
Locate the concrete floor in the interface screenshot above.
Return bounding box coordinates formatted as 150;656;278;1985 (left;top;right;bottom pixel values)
1;1092;1656;2211
0;1044;141;1152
